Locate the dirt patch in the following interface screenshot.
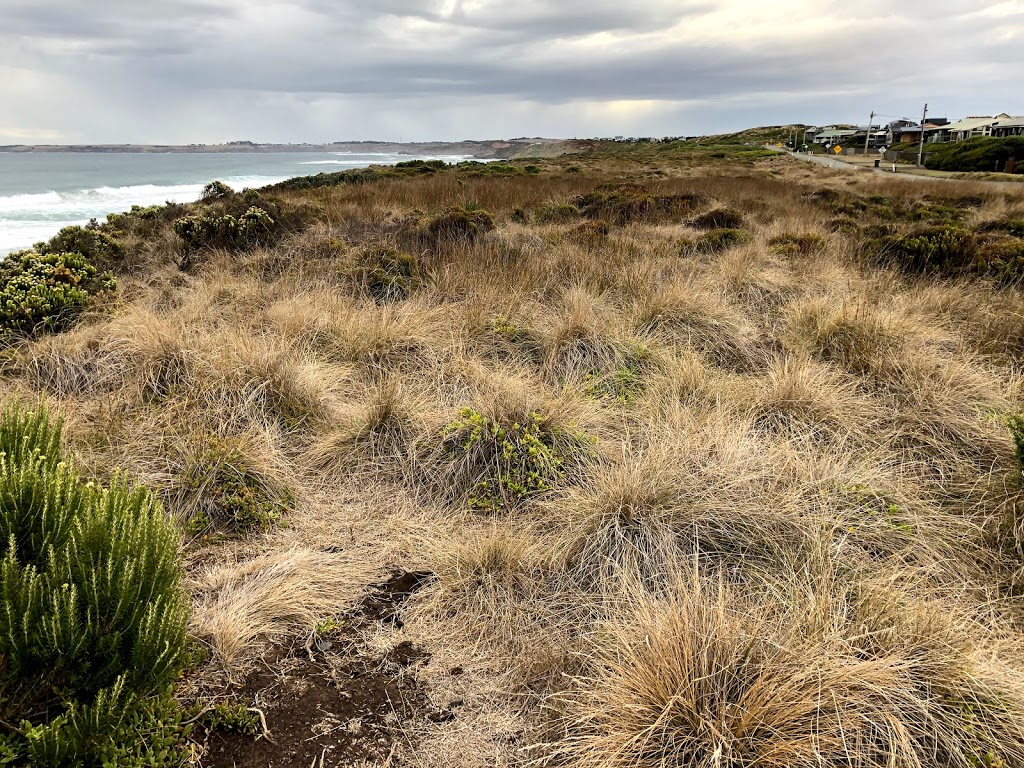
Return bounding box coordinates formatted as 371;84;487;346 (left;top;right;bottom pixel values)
202;569;437;768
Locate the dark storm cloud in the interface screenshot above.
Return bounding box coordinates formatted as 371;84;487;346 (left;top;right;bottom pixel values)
0;0;1021;142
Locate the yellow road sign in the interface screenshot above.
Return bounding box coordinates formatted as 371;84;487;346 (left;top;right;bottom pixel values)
833;145;843;154
776;143;783;148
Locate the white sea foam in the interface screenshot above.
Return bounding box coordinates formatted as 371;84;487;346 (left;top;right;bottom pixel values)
0;176;288;254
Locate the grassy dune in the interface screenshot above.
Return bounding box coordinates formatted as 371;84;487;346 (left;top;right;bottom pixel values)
5;144;1024;767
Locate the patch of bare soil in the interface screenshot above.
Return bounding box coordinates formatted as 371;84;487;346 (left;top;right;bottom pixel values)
203;570;442;768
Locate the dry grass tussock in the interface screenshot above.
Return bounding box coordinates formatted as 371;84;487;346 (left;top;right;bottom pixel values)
4;147;1024;766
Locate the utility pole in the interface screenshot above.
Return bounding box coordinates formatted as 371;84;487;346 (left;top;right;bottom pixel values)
864;110;875;156
917;103;928;168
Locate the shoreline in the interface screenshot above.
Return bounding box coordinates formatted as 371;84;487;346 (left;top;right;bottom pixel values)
0;139;565;158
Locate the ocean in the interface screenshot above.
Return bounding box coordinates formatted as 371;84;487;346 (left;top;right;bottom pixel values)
0;151;473;255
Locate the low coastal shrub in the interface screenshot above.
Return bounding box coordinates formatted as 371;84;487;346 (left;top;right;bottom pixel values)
1006;415;1024;480
440;408;589;512
977;236;1024;283
182;434;292;536
691;228;751;253
688;207;744;230
925;136;1024;173
352;246;421;302
572;184;656;225
428;206;496;240
0;250;116;337
769;233;828;255
394;159;449;174
36;225;125;273
0;402;189;766
200;180;234;201
105;204;183;240
535;201;581;224
173;206;275;252
569;220;611;247
866;225;977;276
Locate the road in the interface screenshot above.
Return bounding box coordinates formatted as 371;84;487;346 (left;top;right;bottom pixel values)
767;147;1024;187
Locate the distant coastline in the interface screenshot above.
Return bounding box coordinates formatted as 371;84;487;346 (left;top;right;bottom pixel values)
0;138;566;159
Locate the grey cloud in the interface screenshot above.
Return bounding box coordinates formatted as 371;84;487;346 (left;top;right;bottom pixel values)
0;0;1020;143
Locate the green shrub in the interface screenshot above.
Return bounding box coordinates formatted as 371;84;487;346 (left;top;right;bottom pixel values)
428;206;496;240
925;137;1024;173
394;159;448;174
867;225;977;275
441;409;589;512
200;180;234;201
105;204;181;240
535;202;581;224
35;225;124;273
572;184;655;225
0;250;116;337
0;402;189;766
524;164;541;174
172;206;275;252
199;702;260;736
691;228;751;253
769;233;828;256
977;237;1024;283
269;167;390;191
688;207;744;230
183;435;292;535
352;246;421;302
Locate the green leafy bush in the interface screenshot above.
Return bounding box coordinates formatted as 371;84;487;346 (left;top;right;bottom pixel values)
441;409;589;512
428;206;496;240
0;402;188;766
0;250;116;337
36;225;125;273
352;246;421;302
200;180;234;201
172;206;275;252
105;204;182;240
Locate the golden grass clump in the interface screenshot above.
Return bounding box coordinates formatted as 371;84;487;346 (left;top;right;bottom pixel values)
546;574;1024;768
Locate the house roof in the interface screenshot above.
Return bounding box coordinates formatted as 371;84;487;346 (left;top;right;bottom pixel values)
993;118;1024;129
943;114;1015;133
816;129;859;139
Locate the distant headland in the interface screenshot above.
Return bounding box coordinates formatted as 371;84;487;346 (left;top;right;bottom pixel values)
0;138;571;159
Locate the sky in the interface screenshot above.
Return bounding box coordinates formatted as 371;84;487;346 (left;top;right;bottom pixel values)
0;0;1022;144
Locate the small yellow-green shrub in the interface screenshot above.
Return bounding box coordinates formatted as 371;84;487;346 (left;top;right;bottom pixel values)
0;250;116;337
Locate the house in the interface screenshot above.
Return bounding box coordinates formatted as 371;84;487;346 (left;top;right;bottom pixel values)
887;118;949;145
813;128;859;145
992;118;1024;138
804;127;823;144
941;114;1016;142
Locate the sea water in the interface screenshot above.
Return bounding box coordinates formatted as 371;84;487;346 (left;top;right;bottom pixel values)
0;151;473;255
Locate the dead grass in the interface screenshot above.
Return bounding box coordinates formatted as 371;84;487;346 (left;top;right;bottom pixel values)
4;145;1024;766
